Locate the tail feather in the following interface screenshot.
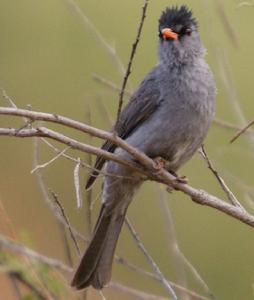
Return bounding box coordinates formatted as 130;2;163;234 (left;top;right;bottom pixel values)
71;204;127;290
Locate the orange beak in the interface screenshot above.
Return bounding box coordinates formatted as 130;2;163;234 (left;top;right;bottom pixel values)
161;28;178;40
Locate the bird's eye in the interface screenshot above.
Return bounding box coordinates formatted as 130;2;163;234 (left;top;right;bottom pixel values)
185;28;192;36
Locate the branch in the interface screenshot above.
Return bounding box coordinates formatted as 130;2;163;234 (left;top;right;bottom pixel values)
1;108;254;230
230;118;254;143
200;145;244;210
125;218;177;299
116;0;150;123
114;256;211;300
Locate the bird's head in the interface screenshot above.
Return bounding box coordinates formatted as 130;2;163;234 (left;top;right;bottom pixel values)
158;6;205;66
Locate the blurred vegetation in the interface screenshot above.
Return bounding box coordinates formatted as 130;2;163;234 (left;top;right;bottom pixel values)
0;0;254;299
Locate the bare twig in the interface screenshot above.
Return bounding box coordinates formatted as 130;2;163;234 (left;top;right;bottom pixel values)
65;0;126;76
213;118;254;136
51;191;81;256
159;187;214;299
158;188;189;300
116;0;149;124
9;274;22;300
110;281;169;300
58;222;73;267
216;1;238;48
115;256;211;300
32;137;87;243
0;234;72;273
200;145;244;210
9;271;48;300
230;119;254;143
40;137;133;181
31;147;70;174
93;74;132;97
125;217;177;299
1;87;17;108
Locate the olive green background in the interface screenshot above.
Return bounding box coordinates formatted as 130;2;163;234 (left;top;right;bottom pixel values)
0;0;254;299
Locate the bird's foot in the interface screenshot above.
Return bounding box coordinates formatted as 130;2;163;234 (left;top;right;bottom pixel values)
153;157;168;171
168;170;188;184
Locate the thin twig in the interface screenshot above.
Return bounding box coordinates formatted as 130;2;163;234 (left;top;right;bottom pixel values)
31;147;70;174
116;0;149;124
200;145;244;210
51;191;81;256
32;137;87;243
65;0;126;76
1;87;17;108
9;274;22;300
40;137;134;182
125;217;177;300
0;234;72;273
158;188;189;300
93;74;132;97
230;119;254;143
213;118;254;136
159;187;214;299
109;281;169;300
115;256;211;300
216;1;238;48
58;222;73;267
9;271;48;300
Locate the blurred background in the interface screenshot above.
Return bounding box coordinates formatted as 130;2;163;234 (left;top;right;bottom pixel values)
0;0;254;299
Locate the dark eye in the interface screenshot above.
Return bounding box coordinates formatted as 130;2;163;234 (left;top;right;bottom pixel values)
185;28;192;36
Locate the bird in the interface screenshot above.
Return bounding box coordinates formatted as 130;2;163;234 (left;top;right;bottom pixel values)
71;5;216;290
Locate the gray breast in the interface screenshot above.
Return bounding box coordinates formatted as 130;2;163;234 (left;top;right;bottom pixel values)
126;59;215;171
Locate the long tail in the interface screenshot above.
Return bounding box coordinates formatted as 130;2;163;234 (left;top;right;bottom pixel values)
71;204;127;290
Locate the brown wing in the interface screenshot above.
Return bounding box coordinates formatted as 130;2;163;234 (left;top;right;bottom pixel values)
86;75;160;189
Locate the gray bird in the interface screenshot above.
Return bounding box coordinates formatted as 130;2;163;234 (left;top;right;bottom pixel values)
72;5;215;290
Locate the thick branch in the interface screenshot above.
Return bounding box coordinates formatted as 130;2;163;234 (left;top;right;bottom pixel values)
1;108;254;229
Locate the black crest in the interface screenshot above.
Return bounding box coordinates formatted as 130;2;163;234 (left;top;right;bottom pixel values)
159;5;197;31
